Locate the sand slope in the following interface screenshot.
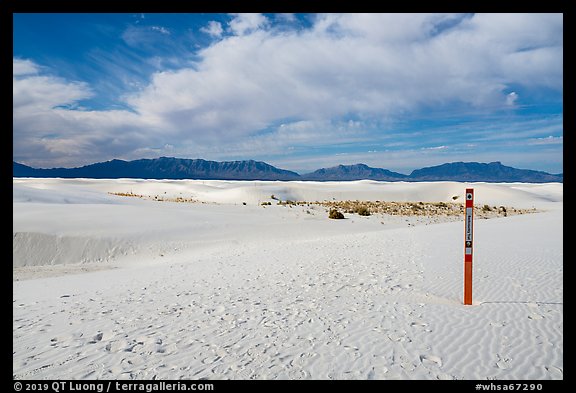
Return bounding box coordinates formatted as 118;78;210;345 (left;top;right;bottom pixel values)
13;179;562;380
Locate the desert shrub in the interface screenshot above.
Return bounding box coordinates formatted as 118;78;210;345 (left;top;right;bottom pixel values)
452;195;459;200
329;209;345;219
261;202;272;206
242;202;247;206
355;206;371;216
482;204;492;212
270;194;278;200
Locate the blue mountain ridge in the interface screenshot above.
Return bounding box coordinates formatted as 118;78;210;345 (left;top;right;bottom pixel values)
13;157;562;183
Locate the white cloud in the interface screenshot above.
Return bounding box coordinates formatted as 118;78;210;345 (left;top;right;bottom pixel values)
151;26;170;35
527;135;563;145
201;21;224;38
13;14;563;169
13;58;41;76
13;58;157;167
276;13;297;23
13;73;93;112
122;25;172;48
506;92;519;106
127;13;562;141
228;13;269;36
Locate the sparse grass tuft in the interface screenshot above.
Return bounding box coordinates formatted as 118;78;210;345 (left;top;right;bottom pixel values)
355;205;371;216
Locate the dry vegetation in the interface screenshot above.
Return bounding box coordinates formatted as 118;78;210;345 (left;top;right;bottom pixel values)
108;192;199;204
318;200;536;218
328;208;345;219
109;192;538;219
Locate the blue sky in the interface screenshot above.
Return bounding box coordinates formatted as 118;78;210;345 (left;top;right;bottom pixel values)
13;13;563;174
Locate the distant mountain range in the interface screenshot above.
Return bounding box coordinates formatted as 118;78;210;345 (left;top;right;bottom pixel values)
13;158;300;181
13;157;563;183
303;163;408;181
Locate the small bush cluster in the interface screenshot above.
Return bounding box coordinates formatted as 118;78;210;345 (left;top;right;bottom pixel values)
329;209;345;219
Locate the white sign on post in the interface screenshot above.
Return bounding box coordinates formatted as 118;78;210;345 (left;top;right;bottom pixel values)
465;207;473;255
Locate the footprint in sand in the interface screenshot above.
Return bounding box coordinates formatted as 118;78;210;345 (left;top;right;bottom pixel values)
545;365;563;378
105;340;128;352
496;354;512;369
410;322;430;331
419;354;443;368
387;330;411;343
89;333;104;344
201;355;221;364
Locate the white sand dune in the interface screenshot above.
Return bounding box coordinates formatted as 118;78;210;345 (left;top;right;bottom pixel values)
13;178;562;380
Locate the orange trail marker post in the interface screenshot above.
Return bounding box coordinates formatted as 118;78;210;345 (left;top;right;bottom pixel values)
464;188;474;305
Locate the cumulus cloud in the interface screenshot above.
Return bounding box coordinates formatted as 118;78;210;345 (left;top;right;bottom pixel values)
127;13;562;139
13;13;563;169
201;21;224;38
228;13;269;35
13;72;93;113
13;59;159;167
13;58;40;76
